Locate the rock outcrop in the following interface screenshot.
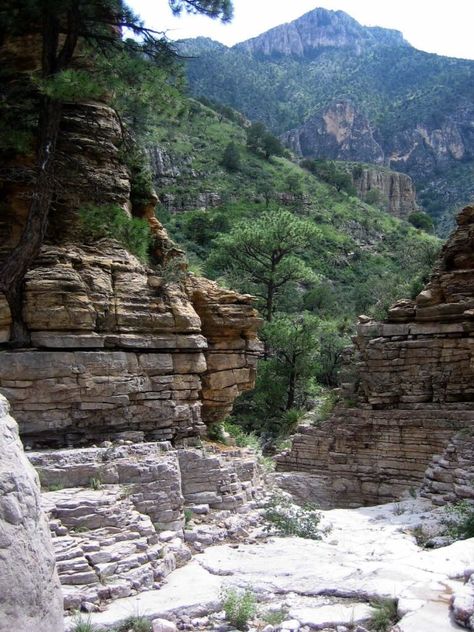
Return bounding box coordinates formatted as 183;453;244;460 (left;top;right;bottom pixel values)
353;165;419;218
282;101;385;165
0;242;261;447
236;8;407;58
28;441;262;611
0;394;63;632
0;27;262;447
277;206;474;507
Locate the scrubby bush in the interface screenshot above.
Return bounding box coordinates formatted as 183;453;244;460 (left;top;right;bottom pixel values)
263;493;323;539
114;616;152;632
408;211;434;233
70;615;96;632
368;598;398;631
224;421;260;449
442;500;474;540
222;587;257;630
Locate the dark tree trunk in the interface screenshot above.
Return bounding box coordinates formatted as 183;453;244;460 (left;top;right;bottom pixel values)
0;7;77;345
286;353;297;410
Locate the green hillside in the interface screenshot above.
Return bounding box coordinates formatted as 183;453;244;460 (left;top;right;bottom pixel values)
150;98;440;435
181;13;474;233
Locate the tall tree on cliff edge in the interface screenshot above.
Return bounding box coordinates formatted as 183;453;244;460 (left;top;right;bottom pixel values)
0;0;232;346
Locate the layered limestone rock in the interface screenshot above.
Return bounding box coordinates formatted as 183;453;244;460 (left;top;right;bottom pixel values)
0;395;63;632
0;242;261;447
28;442;262;611
353;165;419;218
277;206;474;507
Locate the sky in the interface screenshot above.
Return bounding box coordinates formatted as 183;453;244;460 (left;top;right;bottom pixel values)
127;0;474;60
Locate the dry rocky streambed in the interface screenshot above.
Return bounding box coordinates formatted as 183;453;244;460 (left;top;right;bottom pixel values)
61;477;474;632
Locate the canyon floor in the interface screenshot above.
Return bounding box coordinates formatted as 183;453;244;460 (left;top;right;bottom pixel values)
68;495;474;632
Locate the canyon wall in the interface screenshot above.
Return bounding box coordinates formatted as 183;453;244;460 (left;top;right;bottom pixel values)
0;243;261;448
353;165;419;218
277;206;474;507
0;33;262;446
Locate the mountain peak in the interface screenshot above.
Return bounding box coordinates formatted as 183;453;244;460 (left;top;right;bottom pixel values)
234;7;408;58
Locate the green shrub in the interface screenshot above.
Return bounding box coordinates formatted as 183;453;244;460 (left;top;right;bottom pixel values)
316;391;339;422
368;598;398;631
442;500;474;540
184;508;193;525
263;493;323;540
89;476;102;491
114;616;152;632
78;204;152;263
222;587;257;630
408;211;434;233
70;615;96;632
207;422;226;442
224;421;260;449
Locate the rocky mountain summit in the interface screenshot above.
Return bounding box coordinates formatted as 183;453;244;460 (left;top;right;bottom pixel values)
235;7;407;58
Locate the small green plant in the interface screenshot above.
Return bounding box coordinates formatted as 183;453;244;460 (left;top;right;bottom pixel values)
368;598;398;631
207;422;226;443
78;204;152;263
316;390;339;422
89;476;102;490
222;587;257;630
224;421;260;449
114;615;152;632
262;606;289;626
184;508;193;525
70;614;96;632
442;500;474;540
263;493;324;540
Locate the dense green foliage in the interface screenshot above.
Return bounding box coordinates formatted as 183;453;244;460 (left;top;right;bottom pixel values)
152;98;440;437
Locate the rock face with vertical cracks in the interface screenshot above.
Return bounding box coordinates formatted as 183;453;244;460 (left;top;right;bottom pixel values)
0;394;63;632
277;206;474;508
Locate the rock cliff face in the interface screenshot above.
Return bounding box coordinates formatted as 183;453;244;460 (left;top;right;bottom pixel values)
0;395;63;632
0;32;262;447
353;165;419;218
0;242;261;447
0;30;264;622
277;206;474;507
282;101;385;165
236;8;407;58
